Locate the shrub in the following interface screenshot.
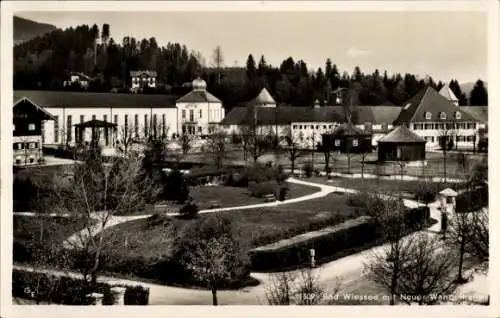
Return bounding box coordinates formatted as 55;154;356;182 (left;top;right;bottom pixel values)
179;201;199;219
248;180;278;198
160;169;190;203
12;269;150;305
303;162;314;178
147;213;172;227
249;216;376;271
456;186;488;213
278;185;290;201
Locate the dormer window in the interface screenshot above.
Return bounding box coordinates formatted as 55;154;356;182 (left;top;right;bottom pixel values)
425;112;432;120
440;112;447;120
455;111;461;120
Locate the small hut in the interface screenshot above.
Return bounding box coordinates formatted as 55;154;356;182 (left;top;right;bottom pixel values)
377;125;426;163
74;119;117;148
322;122;372;154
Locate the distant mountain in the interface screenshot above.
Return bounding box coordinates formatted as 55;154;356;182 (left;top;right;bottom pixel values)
460;81;488;99
14;16;57;46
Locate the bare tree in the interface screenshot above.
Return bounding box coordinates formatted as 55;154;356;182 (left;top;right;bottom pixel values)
206;130;227;169
241;125;272;164
179;133;194;157
397;233;458;305
212;45;224;85
284;128;302;175
116;124;137;156
439;128;455;182
54;146;157;286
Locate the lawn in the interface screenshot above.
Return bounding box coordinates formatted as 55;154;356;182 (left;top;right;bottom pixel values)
306;176;460;198
190;182;320;210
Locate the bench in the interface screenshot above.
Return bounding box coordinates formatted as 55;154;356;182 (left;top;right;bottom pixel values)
264;194;276;202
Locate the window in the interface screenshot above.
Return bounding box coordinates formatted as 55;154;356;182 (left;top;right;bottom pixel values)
310;125;314;129
54;116;59;143
455;111;461;120
446;123;454;130
103;115;107;123
144;115;149;136
293;125;298;129
334;139;340;147
114;115;118;125
41;122;45;143
153;114;157;136
425;112;432;120
198;126;202;134
92;114;96;120
199;109;202;119
29;142;35;149
382;123;388;131
329;125;333;129
182;109;186;119
125;114;129;133
189;110;194;122
316;125;319;129
28;123;35;131
440;112;447;120
80;115;85;123
352;139;359;147
134;115;139;136
323;125;327;130
471;123;476;130
424;123;432;130
299;125;303;129
67;115;72;142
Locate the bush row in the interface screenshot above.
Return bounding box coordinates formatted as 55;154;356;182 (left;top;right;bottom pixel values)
12;268;149;305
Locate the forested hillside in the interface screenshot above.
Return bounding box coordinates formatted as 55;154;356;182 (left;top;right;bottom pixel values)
13;23;488;110
14;16;57;45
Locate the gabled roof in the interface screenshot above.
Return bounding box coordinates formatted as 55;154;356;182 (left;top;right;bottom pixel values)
13;97;55;120
439;85;459;102
460;106;488;123
14;90;178;108
331;122;371;136
378;125;425;143
176;90;221;103
130;70;157;77
394;86;477;124
70;72;92;81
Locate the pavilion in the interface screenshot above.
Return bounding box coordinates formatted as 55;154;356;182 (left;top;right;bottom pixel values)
377;125;426;163
74;119;117;148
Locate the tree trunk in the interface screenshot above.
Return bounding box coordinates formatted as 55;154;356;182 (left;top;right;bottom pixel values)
361;154;365;180
443;151;447;182
212;286;218;306
457;238;466;281
291;159;295;176
347;154;351;174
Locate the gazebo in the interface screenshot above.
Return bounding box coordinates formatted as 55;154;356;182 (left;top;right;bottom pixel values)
322;122;372;154
74;119;117;147
377;125;426;163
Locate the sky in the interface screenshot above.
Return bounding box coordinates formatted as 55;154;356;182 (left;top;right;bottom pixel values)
16;10;487;84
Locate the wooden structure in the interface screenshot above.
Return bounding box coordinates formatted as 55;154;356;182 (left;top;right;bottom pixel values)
322;122;372;154
377;125;426;162
74;119;117;148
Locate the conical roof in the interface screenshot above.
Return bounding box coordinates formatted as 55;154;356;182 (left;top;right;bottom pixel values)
253;88;276;105
439;85;459;102
378;125;425;143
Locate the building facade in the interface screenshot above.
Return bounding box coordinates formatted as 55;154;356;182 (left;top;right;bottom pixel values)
14;78;224;150
130;70;157;90
13;98;55;166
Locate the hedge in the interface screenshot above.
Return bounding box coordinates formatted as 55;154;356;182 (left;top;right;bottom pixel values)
249;216;376;271
456;186;488;213
12;268;149;305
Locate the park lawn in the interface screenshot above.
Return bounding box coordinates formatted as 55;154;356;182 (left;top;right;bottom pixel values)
306;176;460;197
190;182;320;210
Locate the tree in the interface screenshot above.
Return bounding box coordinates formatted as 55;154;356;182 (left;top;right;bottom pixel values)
177;214;249;306
284;128;302;175
396;233;458;305
246;54;257;81
212;45;224;85
101;24;110;46
439;128;454;182
206;130;227;169
469;79;488;106
318;140;331;176
116;124;137;156
56;146;156;287
448;79;468;106
179;133;194;157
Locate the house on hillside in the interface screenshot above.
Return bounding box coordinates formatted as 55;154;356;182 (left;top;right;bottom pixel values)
13;98;55;166
393;86;483;149
63;72;92;89
377;125;426;165
130;70;157;90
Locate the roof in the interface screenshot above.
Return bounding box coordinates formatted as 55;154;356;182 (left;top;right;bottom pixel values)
14;90;178;108
460;106;488;123
394;86;477;125
439;85;459;102
70;72;92;81
176;90;222;103
13;97;55;120
130;70;157;77
439;188;458;197
378;125;426;143
74;119;117;128
331;122;371;136
246;88;276;106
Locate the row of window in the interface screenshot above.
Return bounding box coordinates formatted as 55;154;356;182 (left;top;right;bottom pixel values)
293;124;334;130
53;114;169;143
422;136;476;143
180;108;222;121
423;111;461;120
132;77;155;83
13;142;39;150
413;123;477;130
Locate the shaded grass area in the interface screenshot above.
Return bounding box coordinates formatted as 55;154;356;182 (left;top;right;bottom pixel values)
190;182;320;210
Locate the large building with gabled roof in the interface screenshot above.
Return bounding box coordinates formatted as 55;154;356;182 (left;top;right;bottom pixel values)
394;86;482;149
13;77;224;151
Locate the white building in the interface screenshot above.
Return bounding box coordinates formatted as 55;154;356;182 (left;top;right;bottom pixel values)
394;86;483;149
13;78;224;150
63;72;92;89
176;77;225;135
130;70;157;90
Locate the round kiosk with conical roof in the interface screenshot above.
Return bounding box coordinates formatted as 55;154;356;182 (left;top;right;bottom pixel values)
377;125;427;166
